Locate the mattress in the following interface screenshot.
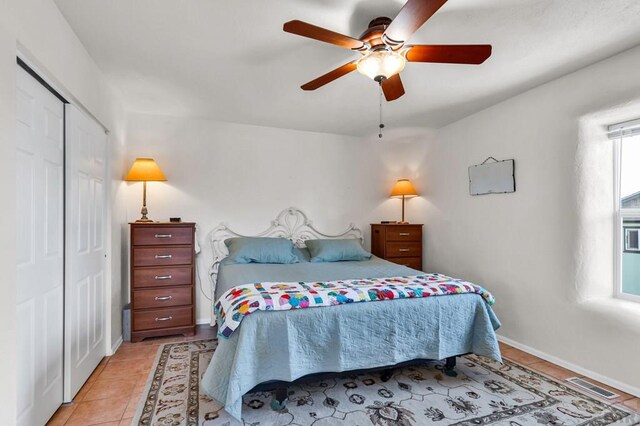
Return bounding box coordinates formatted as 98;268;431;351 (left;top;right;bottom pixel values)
215;254;421;299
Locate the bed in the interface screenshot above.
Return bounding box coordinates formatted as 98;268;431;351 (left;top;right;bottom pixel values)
201;208;501;421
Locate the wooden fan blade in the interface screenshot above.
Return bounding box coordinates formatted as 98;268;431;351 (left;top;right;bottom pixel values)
381;74;405;101
301;62;357;91
284;20;367;51
383;0;448;47
406;44;492;64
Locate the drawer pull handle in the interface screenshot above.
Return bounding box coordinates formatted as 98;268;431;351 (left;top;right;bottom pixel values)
155;316;173;322
399;232;411;236
155;275;173;280
155;254;173;259
154;295;173;301
154;234;173;238
399;248;411;252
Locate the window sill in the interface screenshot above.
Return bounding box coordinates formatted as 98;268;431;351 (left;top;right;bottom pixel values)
615;292;640;304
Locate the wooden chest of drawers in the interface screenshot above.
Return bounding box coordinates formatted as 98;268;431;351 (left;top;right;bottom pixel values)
371;224;423;271
130;222;196;342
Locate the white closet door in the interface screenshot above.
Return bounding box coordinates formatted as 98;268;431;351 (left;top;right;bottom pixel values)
16;67;65;426
64;104;108;401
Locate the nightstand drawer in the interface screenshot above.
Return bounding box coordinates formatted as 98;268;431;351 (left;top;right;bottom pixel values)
385;226;422;242
133;287;192;310
133;247;193;267
133;307;193;331
385;242;421;257
132;226;193;246
133;266;193;288
387;257;422;271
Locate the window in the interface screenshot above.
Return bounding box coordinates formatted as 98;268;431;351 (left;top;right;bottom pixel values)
610;119;640;301
625;227;640;252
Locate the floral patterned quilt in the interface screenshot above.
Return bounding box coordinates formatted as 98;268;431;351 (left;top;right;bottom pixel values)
215;273;495;338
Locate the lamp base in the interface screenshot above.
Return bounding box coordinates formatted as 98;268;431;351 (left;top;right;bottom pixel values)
136;204;153;223
398;221;410;225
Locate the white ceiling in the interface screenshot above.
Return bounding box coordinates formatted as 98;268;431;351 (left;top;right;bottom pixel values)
54;0;640;136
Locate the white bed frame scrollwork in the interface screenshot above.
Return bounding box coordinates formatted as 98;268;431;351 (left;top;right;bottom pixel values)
208;208;364;316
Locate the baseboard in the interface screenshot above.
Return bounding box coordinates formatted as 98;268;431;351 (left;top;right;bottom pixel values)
497;334;640;398
109;335;123;356
196;318;212;325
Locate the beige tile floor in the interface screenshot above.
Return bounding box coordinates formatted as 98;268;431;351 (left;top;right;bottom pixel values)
47;327;639;425
46;326;217;426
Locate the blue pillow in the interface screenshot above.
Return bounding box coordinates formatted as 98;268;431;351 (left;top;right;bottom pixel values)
293;247;311;263
225;237;299;264
305;239;372;263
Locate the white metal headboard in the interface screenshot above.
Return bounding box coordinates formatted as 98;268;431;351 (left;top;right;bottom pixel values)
208;207;364;299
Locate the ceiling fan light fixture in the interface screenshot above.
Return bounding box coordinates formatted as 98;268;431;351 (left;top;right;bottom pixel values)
356;50;406;82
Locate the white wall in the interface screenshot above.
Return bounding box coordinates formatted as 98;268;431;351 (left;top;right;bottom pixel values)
414;45;640;393
125;113;421;323
0;18;18;423
0;0;126;421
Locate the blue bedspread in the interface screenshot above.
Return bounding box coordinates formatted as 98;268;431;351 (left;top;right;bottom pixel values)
201;257;501;421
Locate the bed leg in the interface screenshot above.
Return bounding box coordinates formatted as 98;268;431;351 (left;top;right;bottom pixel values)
380;369;394;382
270;387;288;411
444;356;458;377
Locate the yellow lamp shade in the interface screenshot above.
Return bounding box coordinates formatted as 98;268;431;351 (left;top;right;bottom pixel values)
390;179;418;198
125;158;167;182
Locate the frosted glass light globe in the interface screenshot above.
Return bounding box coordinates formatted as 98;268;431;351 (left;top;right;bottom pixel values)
356;50;406;81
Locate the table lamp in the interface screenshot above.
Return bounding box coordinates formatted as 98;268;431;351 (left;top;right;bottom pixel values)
390;179;418;224
125;158;167;222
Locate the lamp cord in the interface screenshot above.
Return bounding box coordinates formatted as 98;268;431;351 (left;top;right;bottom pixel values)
378;82;384;139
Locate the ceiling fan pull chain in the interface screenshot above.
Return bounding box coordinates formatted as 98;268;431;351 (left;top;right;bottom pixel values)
378;83;384;139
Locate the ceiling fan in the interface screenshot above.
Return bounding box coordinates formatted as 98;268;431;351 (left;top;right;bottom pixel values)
283;0;492;102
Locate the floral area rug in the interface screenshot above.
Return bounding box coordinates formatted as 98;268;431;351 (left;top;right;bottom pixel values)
132;339;639;426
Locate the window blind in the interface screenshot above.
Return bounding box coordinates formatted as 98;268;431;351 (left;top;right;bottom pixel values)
608;118;640;139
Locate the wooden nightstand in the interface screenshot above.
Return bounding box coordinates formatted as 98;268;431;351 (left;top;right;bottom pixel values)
371;224;423;271
130;222;196;342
